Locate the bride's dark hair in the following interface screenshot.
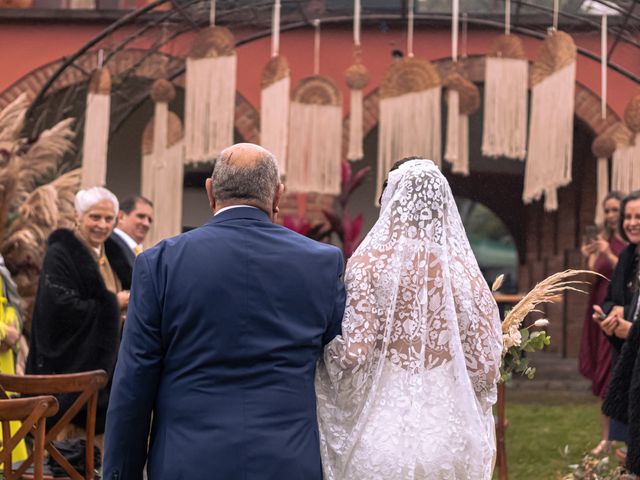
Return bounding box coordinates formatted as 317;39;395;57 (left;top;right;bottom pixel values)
378;156;426;205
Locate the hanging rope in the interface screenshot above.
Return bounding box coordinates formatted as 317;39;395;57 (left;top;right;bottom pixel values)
601;14;608;119
553;0;559;30
407;0;415;58
452;0;459;62
462;13;468;58
271;0;281;57
505;0;511;35
209;0;216;26
313;19;321;75
353;0;361;47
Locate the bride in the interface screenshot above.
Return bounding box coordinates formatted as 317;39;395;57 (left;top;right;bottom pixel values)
316;159;503;479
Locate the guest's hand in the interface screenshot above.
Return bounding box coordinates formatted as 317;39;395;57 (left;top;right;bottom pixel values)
580;242;598;258
0;325;20;351
592;239;610;255
600;314;620;336
614;319;633;339
117;290;130;310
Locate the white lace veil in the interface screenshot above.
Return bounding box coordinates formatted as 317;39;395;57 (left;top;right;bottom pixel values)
316;159;503;479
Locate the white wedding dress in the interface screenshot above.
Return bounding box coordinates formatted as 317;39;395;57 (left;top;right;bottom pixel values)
316;160;503;480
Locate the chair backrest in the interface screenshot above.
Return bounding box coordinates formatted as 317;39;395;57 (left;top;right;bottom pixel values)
0;370;108;480
0;395;58;480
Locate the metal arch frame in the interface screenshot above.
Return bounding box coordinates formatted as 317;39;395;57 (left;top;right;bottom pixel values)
26;0;640;139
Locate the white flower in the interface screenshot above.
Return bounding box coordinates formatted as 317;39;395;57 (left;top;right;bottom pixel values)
533;318;549;328
503;325;522;354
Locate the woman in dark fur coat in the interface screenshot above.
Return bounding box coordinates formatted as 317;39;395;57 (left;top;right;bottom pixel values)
26;187;132;447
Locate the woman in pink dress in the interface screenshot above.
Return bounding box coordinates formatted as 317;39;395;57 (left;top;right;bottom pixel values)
579;191;625;454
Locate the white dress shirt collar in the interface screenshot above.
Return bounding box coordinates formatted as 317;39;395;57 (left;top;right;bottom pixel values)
113;228;142;253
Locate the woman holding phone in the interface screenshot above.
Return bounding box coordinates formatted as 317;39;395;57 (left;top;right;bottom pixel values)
579;191;625;454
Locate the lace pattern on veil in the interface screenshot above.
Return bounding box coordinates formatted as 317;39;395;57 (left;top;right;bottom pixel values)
316;160;503;480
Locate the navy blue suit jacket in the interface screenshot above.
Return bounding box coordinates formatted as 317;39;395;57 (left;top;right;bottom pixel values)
103;207;345;480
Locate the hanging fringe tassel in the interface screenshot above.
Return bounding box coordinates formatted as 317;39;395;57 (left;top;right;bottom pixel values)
141;80;184;247
523;31;577;210
345;63;369;161
260;56;290;174
377;57;441;200
595;157;609;225
444;72;479;176
482;54;528;159
184;28;236;164
287;76;343;195
81;68;111;188
612;135;640;194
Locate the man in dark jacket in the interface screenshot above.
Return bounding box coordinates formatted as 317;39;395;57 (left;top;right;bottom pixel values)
104;143;345;479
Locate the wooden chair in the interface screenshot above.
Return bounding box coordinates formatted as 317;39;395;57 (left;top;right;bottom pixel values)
0;396;59;480
0;370;108;480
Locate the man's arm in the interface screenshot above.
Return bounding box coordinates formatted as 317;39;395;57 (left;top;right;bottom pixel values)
323;249;345;346
104;253;164;480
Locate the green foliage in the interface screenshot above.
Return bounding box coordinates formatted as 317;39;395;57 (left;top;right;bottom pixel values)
500;328;552;383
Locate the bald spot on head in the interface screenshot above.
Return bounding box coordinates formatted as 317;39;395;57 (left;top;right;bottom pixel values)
220;143;271;169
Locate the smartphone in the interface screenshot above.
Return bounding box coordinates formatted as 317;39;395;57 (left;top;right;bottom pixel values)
585;224;599;243
593;308;606;322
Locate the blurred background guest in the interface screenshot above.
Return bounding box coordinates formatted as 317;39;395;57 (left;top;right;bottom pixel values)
26;187;131;449
110;194;154;268
579;191;625;454
0;252;27;464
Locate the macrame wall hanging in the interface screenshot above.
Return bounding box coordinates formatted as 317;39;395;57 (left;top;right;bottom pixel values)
81;58;111;188
523;9;577;211
444;0;480;176
345;0;369;161
377;0;441;200
260;0;290;175
612;94;640;195
593;15;610;225
141;80;184;247
184;0;236;164
287;21;343;195
481;0;528;160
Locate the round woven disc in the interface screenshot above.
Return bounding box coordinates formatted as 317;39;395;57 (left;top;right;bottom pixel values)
88;68;111;95
345;63;370;90
591;134;617;158
190;26;235;59
142;111;183;155
624;94;640;134
531;31;577;86
261;55;290;89
489;34;526;59
379;58;441;99
291;75;342;106
444;72;480;115
150;79;176;103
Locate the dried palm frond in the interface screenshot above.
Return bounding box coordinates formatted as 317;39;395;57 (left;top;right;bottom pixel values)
0;94;28;143
502;269;601;333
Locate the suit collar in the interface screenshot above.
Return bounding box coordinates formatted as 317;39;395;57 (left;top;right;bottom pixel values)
207;206;272;225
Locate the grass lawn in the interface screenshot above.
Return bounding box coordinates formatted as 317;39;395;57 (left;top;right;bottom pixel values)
498;389;605;480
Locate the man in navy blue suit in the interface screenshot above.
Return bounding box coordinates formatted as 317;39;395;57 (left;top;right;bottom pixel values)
103;143;346;479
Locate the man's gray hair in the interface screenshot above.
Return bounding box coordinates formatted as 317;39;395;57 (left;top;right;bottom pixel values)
211;150;280;206
74;187;119;215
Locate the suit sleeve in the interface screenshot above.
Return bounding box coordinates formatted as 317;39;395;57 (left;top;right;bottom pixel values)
104;253;164;480
323;249;345;346
602;250;628;351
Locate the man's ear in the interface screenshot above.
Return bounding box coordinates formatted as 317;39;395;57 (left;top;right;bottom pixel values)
272;183;285;219
205;178;216;212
